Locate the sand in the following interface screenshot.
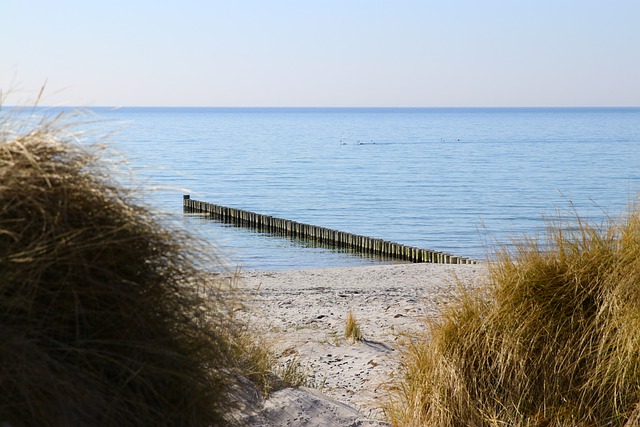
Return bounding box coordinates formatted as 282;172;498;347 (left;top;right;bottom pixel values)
235;263;487;426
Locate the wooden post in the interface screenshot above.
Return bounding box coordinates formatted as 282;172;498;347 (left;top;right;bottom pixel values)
182;197;478;264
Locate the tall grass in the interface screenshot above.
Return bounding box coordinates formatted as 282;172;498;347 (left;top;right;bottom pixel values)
0;109;249;426
389;210;640;426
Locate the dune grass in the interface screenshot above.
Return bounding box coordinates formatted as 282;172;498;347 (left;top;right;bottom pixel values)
226;323;310;398
388;210;640;426
0;108;276;426
345;310;363;342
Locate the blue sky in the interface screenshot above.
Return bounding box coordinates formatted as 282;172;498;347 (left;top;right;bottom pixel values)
2;1;639;107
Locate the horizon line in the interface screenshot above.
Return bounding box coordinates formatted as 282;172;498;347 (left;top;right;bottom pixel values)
9;105;640;110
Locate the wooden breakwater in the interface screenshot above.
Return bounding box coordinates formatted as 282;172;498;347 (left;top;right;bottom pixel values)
183;195;477;264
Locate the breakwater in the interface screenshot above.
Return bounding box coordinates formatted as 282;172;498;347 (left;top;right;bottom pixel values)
183;195;477;264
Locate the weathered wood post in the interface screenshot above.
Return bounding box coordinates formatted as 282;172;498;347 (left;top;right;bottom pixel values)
182;196;477;264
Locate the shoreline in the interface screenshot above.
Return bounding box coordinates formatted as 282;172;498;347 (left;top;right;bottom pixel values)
237;263;487;422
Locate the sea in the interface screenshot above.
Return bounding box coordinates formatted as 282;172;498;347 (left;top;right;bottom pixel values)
24;107;640;270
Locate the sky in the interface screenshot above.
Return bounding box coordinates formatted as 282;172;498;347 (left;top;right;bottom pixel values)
2;0;639;107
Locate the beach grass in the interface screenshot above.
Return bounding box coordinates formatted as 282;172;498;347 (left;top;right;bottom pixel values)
225;322;310;397
0;107;275;426
388;207;640;426
345;310;363;342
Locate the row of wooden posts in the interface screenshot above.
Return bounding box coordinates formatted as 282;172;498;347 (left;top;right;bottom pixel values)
183;195;477;264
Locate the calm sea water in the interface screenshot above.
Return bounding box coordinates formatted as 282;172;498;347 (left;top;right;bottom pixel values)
51;107;640;270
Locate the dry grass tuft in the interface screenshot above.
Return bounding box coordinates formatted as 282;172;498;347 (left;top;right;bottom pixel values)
226;325;309;398
345;310;363;342
0;109;249;426
388;209;640;426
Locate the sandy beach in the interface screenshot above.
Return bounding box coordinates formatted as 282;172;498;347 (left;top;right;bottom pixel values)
236;263;487;425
